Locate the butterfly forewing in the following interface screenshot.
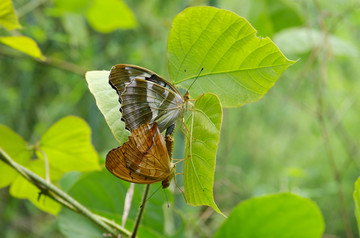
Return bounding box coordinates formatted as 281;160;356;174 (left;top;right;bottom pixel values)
121;79;184;132
109;64;185;134
106;123;175;187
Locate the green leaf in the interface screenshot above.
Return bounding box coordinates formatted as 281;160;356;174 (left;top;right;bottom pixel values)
0;0;21;30
274;27;359;57
85;0;136;33
354;177;360;233
58;171;178;237
0;124;31;188
167;6;295;107
184;93;222;214
38;116;100;178
214;193;325;238
10;159;61;215
85;70;130;144
0;36;45;60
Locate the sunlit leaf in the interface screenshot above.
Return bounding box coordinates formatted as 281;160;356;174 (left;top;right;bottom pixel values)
0;0;21;30
10;159;61;215
354;177;360;233
58;171;178;237
214;193;324;238
85;71;130;144
184;93;222;214
86;0;136;33
274;27;359;57
168;6;295;107
0;36;45;60
38;116;100;177
0;124;31;188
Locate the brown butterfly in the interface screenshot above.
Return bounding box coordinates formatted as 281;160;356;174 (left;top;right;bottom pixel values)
106;123;175;189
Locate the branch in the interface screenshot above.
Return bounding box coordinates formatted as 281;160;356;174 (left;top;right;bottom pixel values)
0;147;131;238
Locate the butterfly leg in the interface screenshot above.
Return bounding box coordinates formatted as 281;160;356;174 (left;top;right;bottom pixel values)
173;174;187;203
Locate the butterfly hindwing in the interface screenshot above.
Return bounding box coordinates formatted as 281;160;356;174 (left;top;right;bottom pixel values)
105;123;175;186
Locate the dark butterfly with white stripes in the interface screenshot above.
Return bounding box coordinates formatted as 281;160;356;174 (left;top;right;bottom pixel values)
109;64;189;136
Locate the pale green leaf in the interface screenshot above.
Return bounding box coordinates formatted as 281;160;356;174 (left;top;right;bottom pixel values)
0;0;21;30
184;93;223;214
85;70;130;144
214;193;324;238
0;36;45;60
354;177;360;233
0;124;31;188
10;159;61;215
168;6;295;107
274;27;359;57
38;116;100;177
86;0;136;33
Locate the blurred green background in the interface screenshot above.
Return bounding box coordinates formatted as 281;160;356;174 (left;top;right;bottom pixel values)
1;0;360;237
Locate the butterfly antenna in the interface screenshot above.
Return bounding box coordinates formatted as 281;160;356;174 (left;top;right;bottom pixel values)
186;67;204;94
142;185;162;206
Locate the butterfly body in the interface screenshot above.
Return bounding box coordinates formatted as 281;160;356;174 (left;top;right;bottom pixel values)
106;123;175;189
109;64;188;135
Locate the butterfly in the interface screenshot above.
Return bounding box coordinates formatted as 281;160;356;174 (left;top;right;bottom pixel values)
109;64;189;136
106;122;175;189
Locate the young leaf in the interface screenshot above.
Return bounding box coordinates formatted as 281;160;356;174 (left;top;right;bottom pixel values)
167;6;295;107
38;116;100;176
0;36;45;60
0;0;22;30
0;124;31;188
184;93;222;214
214;193;324;238
354;177;360;233
85;70;130;144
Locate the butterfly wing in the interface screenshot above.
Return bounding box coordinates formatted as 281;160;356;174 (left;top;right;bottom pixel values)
105;123;173;184
120;79;183;132
109;64;184;133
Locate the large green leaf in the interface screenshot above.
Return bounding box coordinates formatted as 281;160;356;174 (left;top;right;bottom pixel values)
214;193;324;238
184;93;222;214
167;6;295;107
86;0;136;33
354;177;360;233
85;70;130;144
0;36;45;60
58;171;180;237
0;0;21;30
9;159;61;215
0;124;31;188
37;116;100;177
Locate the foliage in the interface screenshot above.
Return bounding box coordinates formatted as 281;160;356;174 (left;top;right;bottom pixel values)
1;0;360;237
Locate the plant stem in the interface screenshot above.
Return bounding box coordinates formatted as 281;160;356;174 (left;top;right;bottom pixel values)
0;147;131;238
131;184;150;238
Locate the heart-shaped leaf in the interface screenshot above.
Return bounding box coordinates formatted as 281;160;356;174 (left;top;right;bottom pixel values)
168;6;295;107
